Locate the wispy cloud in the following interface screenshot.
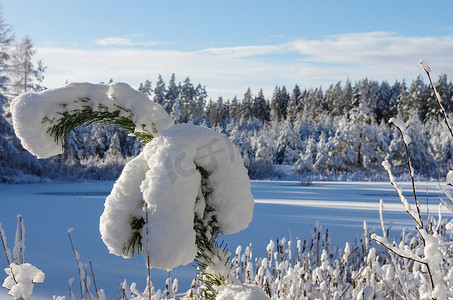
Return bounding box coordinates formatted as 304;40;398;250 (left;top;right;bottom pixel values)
96;36;157;47
37;32;453;100
198;44;288;58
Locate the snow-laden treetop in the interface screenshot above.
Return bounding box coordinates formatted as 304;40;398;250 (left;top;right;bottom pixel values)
11;82;254;270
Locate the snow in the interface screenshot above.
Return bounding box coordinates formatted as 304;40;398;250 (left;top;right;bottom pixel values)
388;117;406;132
216;284;270;300
419;59;431;74
10;82;173;159
100;124;253;270
446;170;453;186
2;262;45;299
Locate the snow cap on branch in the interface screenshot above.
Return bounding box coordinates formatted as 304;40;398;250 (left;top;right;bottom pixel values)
419;59;431;74
2;263;45;299
389;117;406;132
10;82;173;158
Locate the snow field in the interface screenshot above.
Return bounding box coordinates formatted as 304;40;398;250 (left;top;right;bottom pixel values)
1;180;451;299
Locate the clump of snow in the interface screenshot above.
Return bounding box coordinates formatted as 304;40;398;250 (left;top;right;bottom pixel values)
199;246;237;286
388;117;406;132
419;59;431;74
2;263;45;299
10;82;173;158
446;170;453;186
216;284;270;300
446;220;453;232
356;285;374;300
100;124;253;270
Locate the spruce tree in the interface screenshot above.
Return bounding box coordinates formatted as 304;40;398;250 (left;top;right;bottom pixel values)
9;36;46;98
0;10;13;109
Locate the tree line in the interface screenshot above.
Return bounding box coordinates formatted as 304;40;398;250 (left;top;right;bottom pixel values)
1;8;453;182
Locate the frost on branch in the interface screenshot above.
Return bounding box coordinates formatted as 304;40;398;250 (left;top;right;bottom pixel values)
2;263;45;300
11;82;254;272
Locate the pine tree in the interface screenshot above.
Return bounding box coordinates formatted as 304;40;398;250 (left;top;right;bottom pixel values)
375;81;392;123
270;86;289;122
252;88;270;123
179;77;196;123
229;96;239;122
287;85;301;124
138;80;153;97
326;81;344;117
153;74;166;106
395;80;411;121
193;84;207;125
164;73;179;115
0;10;13;109
241;88;253;122
9;36;46;98
407;75;430;121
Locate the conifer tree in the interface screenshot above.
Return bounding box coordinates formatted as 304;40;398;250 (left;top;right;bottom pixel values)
252;88;270;123
9;36;46;98
153;74;166;106
287;85;301;124
0;10;13;109
241;88;253;122
229;96;239;122
138;80;153;97
163;73;178;115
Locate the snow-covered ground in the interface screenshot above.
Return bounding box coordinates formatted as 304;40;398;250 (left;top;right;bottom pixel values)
0;180;450;299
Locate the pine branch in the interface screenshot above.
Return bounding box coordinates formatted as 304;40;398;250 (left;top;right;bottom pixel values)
44;97;154;148
122;216;145;257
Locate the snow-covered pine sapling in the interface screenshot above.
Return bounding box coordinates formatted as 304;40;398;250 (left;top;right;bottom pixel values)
11;82;254;296
371;117;447;299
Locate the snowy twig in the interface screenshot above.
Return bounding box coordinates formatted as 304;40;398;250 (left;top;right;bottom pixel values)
0;223;17;284
13;215;25;265
67;229;91;300
382;160;423;228
419;59;453;138
388;119;423;229
371;231;436;297
371;234;425;264
145;203;151;300
88;258;99;300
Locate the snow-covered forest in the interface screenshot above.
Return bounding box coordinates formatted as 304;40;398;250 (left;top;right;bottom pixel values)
2;69;453;182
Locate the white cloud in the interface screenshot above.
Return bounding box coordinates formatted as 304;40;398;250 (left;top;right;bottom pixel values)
198;44;289;58
96;36;157;47
37;32;453;100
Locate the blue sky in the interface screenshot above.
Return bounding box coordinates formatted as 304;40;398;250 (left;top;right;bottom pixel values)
3;0;453;99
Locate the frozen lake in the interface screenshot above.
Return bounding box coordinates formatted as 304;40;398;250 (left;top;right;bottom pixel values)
0;180;451;299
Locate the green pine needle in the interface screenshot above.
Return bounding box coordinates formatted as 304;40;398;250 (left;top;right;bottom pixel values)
123;216;145;256
44;97;154;148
